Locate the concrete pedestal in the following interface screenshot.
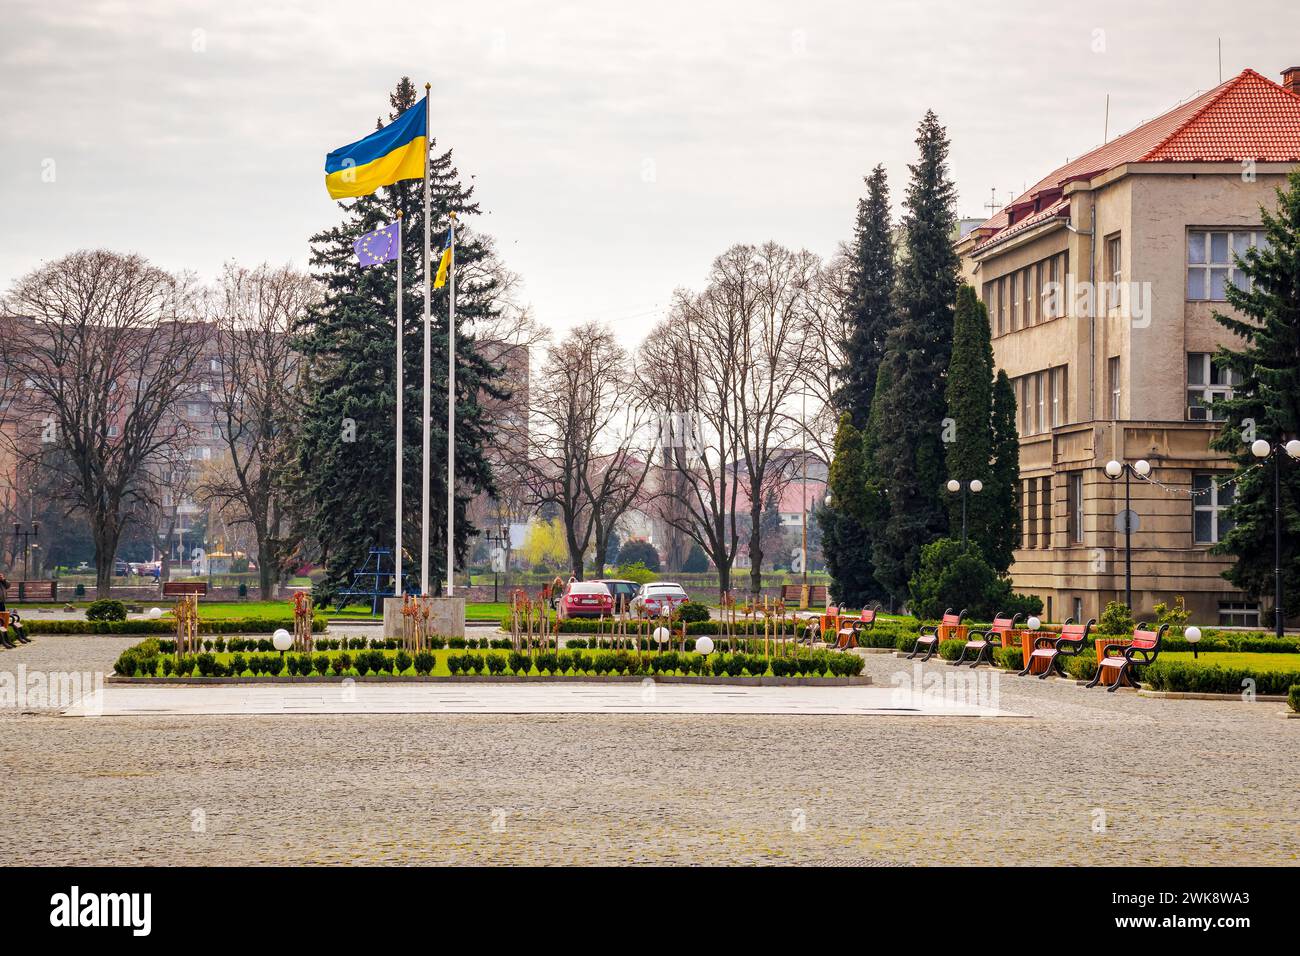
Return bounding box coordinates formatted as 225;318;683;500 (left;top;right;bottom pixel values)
383;596;466;640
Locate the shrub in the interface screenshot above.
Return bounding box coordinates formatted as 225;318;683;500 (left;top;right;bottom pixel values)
394;651;413;674
1141;661;1300;696
617;541;661;572
592;652;615;675
1062;652;1098;682
312;653;330;676
993;646;1023;670
1152;596;1190;632
938;639;966;661
485;654;507;675
908;538;1016;620
1097;601;1135;637
1290;684;1300;713
333;653;351;676
87;599;128;623
507;650;530;675
678;602;710;624
413;651;436;675
174;657;195;677
196;652;219;677
463;654;484;675
564;637;588;649
161;657;176;676
264;654;285;676
231;653;247;676
114;652;138;677
447;653;464;675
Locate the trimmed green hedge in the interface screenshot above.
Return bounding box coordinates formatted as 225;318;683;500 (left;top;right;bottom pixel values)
1141;661;1300;696
1289;685;1299;713
938;639;966;661
1162;632;1299;654
28;615;327;635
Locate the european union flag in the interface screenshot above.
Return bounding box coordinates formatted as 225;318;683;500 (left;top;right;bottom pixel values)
354;221;400;267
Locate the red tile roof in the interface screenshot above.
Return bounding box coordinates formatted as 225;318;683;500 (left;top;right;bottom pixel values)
972;69;1300;253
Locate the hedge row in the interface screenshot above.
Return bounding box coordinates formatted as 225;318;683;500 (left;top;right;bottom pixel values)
26;615;328;635
1162;633;1299;654
1140;661;1300;696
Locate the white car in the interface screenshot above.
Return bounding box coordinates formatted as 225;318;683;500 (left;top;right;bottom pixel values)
631;582;690;617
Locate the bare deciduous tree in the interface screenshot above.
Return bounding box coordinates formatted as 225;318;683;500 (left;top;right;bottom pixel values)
4;249;208;596
200;262;318;598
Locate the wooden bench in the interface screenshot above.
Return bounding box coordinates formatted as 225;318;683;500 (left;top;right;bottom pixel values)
1020;617;1094;678
956;612;1022;667
0;610;31;647
1086;623;1168;691
908;608;965;661
162;581;209;598
14;581;57;602
780;584;828;608
834;603;881;650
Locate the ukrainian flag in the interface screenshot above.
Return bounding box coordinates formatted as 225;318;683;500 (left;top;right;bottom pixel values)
434;227;453;288
325;97;427;199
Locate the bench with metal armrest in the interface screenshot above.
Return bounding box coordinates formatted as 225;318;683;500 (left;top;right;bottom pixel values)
1019;617;1095;678
955;611;1022;667
835;602;882;650
1085;623;1168;691
908;608;965;661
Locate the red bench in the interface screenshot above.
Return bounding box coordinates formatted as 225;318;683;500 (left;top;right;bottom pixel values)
908;608;965;662
1086;623;1168;691
835;602;881;650
956;612;1022;667
15;580;56;602
162;581;209;598
1020;617;1095;679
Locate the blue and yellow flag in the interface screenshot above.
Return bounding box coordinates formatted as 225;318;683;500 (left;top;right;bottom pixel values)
434;227;453;288
325;97;427;199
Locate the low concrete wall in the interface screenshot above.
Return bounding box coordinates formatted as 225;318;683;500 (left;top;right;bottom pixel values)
382;596;466;640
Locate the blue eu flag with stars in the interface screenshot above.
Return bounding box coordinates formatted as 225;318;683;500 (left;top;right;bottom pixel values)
353;221;400;267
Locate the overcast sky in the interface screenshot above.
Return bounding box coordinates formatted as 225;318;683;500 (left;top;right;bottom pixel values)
2;1;1298;340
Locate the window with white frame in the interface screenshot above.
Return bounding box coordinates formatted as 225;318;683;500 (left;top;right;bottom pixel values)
1106;234;1122;311
1187;229;1265;300
1217;600;1260;627
1192;473;1234;543
1051;365;1066;427
1186;352;1240;421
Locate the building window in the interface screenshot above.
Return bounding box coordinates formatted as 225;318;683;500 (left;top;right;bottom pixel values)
1024;264;1036;325
1072;597;1084;624
1106;234;1122;311
1186;352;1240;421
1218;600;1260;627
1192;473;1235;543
1187;229;1263;300
1067;472;1084;544
1050;366;1066;427
1011;272;1021;330
1108;356;1121;420
1026;479;1038;548
1043;256;1061;318
998;276;1007;336
1040;476;1052;546
1036;371;1046;432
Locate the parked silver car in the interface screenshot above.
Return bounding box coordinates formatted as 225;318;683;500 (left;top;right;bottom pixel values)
630;582;689;617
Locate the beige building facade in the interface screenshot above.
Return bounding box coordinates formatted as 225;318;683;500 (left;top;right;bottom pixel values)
956;67;1300;627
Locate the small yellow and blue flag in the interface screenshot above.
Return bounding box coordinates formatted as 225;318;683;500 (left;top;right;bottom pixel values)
433;227;453;288
325;97;427;199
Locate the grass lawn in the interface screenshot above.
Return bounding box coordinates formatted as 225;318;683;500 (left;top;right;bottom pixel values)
1161;651;1300;673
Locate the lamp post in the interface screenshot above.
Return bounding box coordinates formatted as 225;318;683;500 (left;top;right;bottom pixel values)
12;522;39;580
1104;458;1151;611
945;479;983;547
1249;438;1300;638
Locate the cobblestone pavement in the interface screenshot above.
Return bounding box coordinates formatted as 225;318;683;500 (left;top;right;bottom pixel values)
0;636;1295;866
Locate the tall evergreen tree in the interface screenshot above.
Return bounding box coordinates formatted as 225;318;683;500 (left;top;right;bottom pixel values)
869;110;960;602
1209;167;1300;616
819;412;876;605
838;164;896;427
987;369;1021;574
295;78;505;600
944;284;994;548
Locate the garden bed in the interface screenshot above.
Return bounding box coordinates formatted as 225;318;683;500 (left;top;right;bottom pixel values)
107;674;872;687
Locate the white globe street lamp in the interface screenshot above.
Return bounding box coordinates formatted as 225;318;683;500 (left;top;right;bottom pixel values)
946;478;984;547
1248;438;1300;637
1185;624;1202;659
653;626;671;646
695;636;714;656
272;628;293;654
1103;458;1153;609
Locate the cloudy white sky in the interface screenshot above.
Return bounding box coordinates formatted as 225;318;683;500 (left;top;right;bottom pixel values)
2;0;1298;339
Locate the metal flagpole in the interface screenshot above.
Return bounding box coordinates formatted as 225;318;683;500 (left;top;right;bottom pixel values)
446;212;456;596
421;84;432;596
394;212;404;596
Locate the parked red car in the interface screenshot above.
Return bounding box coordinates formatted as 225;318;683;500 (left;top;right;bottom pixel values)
557;581;614;619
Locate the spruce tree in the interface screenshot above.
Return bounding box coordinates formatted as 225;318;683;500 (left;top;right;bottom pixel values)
1209;167;1300;615
868;111;960;602
944;284;993;545
296;77;505;601
819;412;877;605
987;370;1021;574
838;165;896;427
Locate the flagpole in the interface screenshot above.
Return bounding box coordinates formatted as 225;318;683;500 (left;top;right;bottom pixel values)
446;213;456;596
421;83;432;596
394;212;404;597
